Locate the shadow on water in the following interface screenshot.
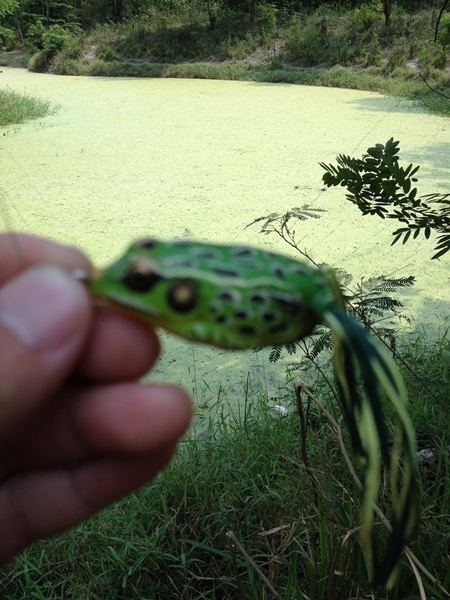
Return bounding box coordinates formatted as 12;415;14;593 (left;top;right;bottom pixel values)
347;95;424;114
398;265;450;341
406;140;450;191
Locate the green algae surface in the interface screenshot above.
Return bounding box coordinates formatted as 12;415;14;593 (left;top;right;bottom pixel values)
1;68;449;413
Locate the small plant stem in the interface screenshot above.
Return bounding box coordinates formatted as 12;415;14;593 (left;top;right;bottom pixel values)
226;532;247;600
294;382;310;469
226;531;282;599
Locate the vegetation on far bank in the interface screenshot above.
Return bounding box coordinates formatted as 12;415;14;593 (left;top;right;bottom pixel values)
0;1;450;115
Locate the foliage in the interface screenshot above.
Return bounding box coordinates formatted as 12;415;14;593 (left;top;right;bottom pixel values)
27;22;80;70
321;138;450;259
26;20;47;48
0;25;17;49
418;41;448;71
42;23;74;53
285;11;353;67
246;204;326;233
437;14;450;47
27;48;50;71
27;21;78;52
258;2;279;34
0;330;448;599
351;4;381;33
0;87;57;126
386;36;410;70
0;2;445;67
247;206;415;365
0;0;17;17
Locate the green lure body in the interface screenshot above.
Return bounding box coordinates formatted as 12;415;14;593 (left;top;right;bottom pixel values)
90;238;418;588
90;238;340;349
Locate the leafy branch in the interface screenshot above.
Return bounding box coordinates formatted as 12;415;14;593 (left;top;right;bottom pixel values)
246;204;326;269
320;138;450;259
247;209;414;365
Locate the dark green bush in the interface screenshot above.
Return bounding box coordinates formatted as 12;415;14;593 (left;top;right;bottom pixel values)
386;37;409;71
58;34;84;60
42;24;72;54
96;42;120;61
366;38;383;66
27;49;51;72
351;4;381;34
0;25;17;50
26;22;75;57
258;2;278;34
418;42;448;71
26;20;47;50
437;15;450;48
286;12;351;67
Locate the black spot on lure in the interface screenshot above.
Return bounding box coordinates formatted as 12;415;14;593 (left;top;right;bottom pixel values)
90;238;418;587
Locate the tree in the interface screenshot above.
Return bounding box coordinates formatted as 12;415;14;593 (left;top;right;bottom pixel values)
0;0;18;16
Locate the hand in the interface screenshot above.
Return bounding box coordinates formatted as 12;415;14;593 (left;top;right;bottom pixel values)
0;234;192;564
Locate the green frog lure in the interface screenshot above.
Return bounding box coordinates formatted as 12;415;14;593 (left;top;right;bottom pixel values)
90;238;418;587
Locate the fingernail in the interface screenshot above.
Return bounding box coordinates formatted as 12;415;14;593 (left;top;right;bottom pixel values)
0;266;88;352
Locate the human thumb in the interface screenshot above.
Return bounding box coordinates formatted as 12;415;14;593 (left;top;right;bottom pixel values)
0;266;91;434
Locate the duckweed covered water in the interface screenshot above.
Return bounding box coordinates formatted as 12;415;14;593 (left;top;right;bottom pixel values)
0;68;448;416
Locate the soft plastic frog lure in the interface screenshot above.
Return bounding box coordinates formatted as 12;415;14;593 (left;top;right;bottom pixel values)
90;238;418;587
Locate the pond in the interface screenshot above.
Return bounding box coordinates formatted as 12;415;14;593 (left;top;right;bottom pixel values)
1;68;449;423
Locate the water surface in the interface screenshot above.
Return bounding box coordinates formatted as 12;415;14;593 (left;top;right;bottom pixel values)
1;69;449;416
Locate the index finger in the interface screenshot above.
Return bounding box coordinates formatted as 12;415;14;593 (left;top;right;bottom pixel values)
0;233;91;283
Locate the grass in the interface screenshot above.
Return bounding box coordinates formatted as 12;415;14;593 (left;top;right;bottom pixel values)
0;50;27;68
0;330;448;599
0;87;58;127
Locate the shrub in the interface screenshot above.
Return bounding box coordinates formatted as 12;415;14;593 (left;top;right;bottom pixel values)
26;21;47;50
366;39;383;66
0;26;17;50
96;42;120;61
437;14;450;48
258;3;278;34
26;22;74;59
384;5;408;38
58;34;84;60
27;49;51;72
286;13;349;67
351;5;381;34
417;41;448;71
386;37;409;70
42;24;73;54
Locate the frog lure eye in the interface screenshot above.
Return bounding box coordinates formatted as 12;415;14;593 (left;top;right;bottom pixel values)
90;238;418;587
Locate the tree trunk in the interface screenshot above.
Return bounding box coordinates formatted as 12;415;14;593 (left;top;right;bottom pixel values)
250;0;257;25
381;0;391;27
14;8;24;43
42;0;50;27
205;0;216;30
434;0;450;42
